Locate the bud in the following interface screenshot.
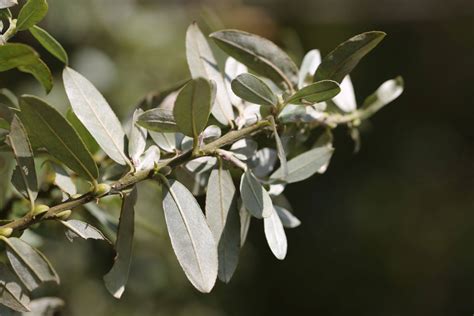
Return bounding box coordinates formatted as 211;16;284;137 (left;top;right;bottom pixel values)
56;210;72;220
32;204;49;216
93;183;111;197
0;227;13;237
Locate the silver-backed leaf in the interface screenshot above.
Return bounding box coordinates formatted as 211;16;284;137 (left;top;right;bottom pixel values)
63;67;128;165
264;207;287;260
205;166;240;283
128;108;147;164
50;163;76;196
137;108;179;133
239;169;273;219
274;205;301;228
135;145;160;171
186;23;234;126
149;132;182;153
0;264;30;313
5;238;59;292
270;119;288;178
162;179;218;293
230;138;257;161
104;188;137;299
185;157;217;174
285;80;340;105
60;220;107;242
298;49;321;89
251;148;277;178
360;76;404;119
231;73;277;106
224;57;248;106
25;297;65;315
0;0;17;9
202;125;221;144
238;199;251;247
332;75;356;112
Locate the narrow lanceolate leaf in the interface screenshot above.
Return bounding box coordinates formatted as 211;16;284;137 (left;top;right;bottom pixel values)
50;163;76;196
0;264;30;312
210;29;299;90
239;200;251;247
60;220;107;242
137;108;179;133
63;67;128;165
7;116;37;203
0;0;17;9
104;188;137;299
0;43;38;72
162;179;218;293
270;145;334;184
19;96;98;181
66;110;100;155
135;145;160;171
206;166;240;283
231;73;277;106
173;78;214;138
270;118;288;178
149;132;182;153
186;22;234;126
314;31;386;83
240;169;273;219
298;49;321;89
17;58;53;93
274;205;301;228
16;0;48;31
360;76;404;119
285;80;340;105
128;108;147;164
29;25;68;64
5;237;59;292
264;208;287;260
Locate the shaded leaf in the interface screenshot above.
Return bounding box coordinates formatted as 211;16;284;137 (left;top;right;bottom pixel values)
137;108;179;133
274;205;300;228
231;73;277;106
0;44;38;72
66;110;100;155
201;125;221;143
16;0;48;31
50;163;76;196
29;25;68;64
286;80;340;105
0;264;30;312
5;237;59;292
239;169;273;218
360;76;404;118
270;119;287;178
314;31;386;83
60;220;107;242
210;29;299;90
162;179;217;293
63;67;128;165
186;22;234;125
185;156;216;174
251;148;277;178
19;96;98;181
104;188;137;299
230;138;257;161
264;208;287;260
17;59;52;93
239;200;251;247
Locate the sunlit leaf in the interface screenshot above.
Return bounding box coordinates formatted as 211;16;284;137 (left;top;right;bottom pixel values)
66;110;100;155
149;132;182;153
128;108;147;164
17;59;52;93
231;73;277;106
240;169;273;218
185;156;216;174
274;205;300;228
16;0;48;31
0;0;17;9
0;44;37;72
264;208;287;260
238;200;251;247
298;49;321;89
360;76;404;119
135;145;160;171
137;108;179;133
25;297;64;315
332;75;356;112
60;220;107;242
0;264;30;312
50;162;76;196
29;25;68;64
285;80;340;105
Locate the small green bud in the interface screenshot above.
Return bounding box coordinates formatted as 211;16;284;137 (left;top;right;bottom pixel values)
32;204;49;216
71;194;82;199
56;210;72;220
0;227;13;237
93;183;111;197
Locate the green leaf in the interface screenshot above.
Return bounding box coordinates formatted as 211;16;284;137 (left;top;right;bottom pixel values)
162;179;218;293
264;208;287;260
17;58;52;93
137;108;179;133
270;145;334;184
16;0;48;31
186;22;234;126
360;76;404;119
274;205;301;228
231;73;277;106
7;116;37;203
210;29;299;90
285;80;340;105
314;31;386;83
0;263;30;313
270;118;288;178
238;200;251;247
0;1;17;9
19;96;98;181
298;49;321;89
104;188;137;299
60;219;107;242
5;237;59;292
128;108;147;164
63;67;128;165
239;169;273;219
205;165;240;283
66;109;100;155
0;43;38;72
29;25;68;64
173;77;214;138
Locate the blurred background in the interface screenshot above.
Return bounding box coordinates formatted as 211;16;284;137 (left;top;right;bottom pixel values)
2;0;474;315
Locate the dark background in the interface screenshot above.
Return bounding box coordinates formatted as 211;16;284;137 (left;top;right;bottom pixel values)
3;0;474;315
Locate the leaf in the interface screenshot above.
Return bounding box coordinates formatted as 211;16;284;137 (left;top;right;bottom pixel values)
185;156;217;174
285;80;340;105
17;59;53;93
314;31;386;83
25;297;64;315
332;75;356;112
298;49;321;89
230;138;257;161
231;73;277;106
16;0;48;31
0;44;38;72
173;78;214;138
201;125;221;143
239;200;251;247
270;145;334;184
224;57;248;106
29;25;68;64
251;148;277;178
84;203;118;240
239;169;273;219
274;205;300;228
19;96;98;181
50;162;76;196
5;237;59;292
270;118;288;178
186;22;234;126
360;76;404;118
205;166;240;283
0;264;30;313
63;67;128;165
7;116;37;203
104;188;137;299
210;29;299;90
66;110;100;155
0;0;17;9
149;132;182;153
60;220;107;242
161;179;218;293
264;208;287;260
137;108;179;133
135;145;160;171
128;108;147;164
